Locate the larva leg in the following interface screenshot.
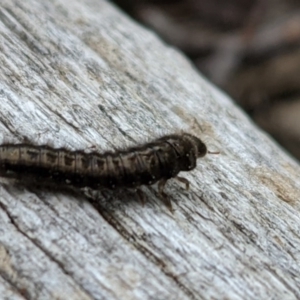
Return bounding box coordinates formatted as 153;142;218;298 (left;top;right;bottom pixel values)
81;187;102;201
136;188;146;207
175;176;190;190
158;179;173;213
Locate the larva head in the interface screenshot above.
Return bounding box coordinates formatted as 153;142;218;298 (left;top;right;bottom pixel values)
165;134;207;173
180;134;207;170
190;135;207;158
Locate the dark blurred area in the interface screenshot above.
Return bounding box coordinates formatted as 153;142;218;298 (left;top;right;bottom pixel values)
113;0;300;162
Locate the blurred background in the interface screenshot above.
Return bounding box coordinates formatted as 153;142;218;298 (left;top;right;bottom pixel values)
113;0;300;162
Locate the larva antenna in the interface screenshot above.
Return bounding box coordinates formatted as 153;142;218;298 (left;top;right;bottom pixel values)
208;150;220;154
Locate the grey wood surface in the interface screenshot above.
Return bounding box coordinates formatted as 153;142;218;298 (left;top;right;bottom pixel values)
0;0;300;299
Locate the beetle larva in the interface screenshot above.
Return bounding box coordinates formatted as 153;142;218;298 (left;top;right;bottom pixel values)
0;133;215;211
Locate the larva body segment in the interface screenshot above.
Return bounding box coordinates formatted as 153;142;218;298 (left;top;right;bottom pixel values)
0;133;208;208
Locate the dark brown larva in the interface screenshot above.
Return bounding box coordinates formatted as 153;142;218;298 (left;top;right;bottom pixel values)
0;133;212;211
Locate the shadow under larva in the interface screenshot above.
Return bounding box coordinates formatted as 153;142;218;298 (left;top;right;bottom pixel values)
0;133;217;212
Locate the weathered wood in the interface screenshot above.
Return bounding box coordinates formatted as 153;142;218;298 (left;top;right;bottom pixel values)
0;0;299;299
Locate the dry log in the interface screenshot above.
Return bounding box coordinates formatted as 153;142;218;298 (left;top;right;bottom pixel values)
0;0;300;299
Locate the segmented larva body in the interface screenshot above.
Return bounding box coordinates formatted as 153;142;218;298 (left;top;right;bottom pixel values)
0;133;209;210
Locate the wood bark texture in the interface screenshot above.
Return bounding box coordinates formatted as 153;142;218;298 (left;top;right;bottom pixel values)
0;0;299;299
